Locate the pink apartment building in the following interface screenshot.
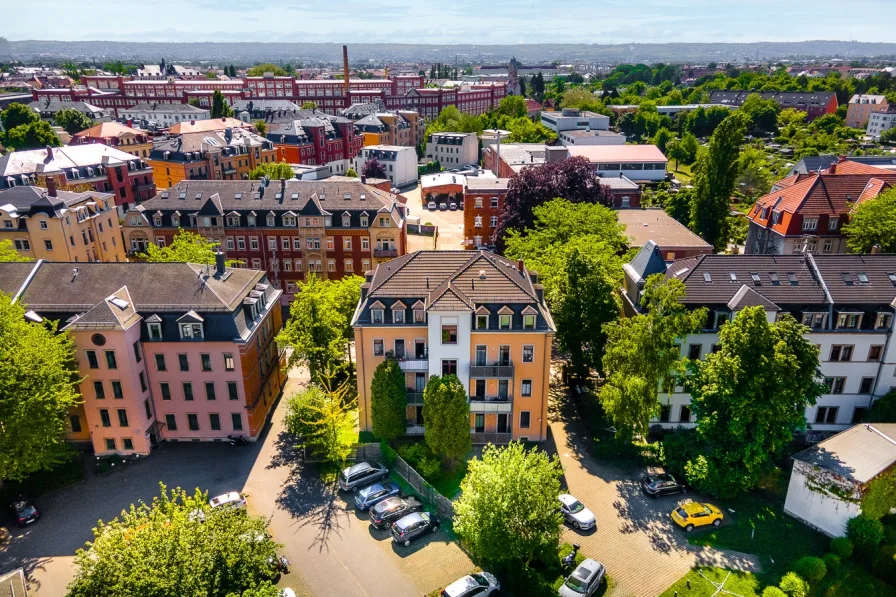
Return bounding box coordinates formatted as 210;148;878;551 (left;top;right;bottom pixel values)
0;256;285;456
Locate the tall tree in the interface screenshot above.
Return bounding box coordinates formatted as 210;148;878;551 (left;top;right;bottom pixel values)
3;119;61;151
66;484;280;597
739;93;779;136
139;229;220;264
361;158;387;179
0;239;31;262
686;307;825;498
210;90;234;118
370;358;407;442
454;442;563;566
252;120;267;135
0;102;38;131
285;379;355;465
422;375;471;466
844;187;896;253
689;112;748;251
247;162;294;181
0;292;81;481
54;108;93;135
245;63;288;77
600;275;706;440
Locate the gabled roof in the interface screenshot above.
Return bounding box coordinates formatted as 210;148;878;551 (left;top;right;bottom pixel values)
177;310;205;323
196;194;224;216
625;241;667;284
727;284;779;312
73;122;146;139
427;284;474;312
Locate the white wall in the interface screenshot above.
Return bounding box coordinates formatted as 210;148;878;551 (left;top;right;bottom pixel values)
427;311;472;390
783;462;860;537
595;165;666;182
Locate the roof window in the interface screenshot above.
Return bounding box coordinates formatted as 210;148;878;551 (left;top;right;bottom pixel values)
769;272;780;285
703;272;712;283
750;272;761;285
234;193;242;199
888;273;896;285
729;272;737;282
840;273;854;286
857;273;870;284
787;272;799;285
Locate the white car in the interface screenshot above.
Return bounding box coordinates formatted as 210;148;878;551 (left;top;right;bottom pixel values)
280;590;296;597
559;493;596;531
440;571;500;597
209;491;247;510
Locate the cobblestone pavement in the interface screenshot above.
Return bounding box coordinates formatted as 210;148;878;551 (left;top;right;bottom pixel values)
547;385;760;597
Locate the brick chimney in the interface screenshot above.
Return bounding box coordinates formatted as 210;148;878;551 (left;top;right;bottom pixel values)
829;163;837;174
46;177;57;197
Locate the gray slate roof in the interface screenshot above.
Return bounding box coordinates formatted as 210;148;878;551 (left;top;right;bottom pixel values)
793;424;896;484
626;241;667;284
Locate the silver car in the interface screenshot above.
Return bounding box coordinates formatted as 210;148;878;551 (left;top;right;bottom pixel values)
559;558;605;597
441;571;500;597
559;493;596;531
338;461;389;492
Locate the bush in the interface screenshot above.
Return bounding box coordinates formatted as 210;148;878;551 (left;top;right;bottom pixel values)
779;572;809;597
873;545;896;585
793;555;827;585
823;553;841;572
761;587;787;597
830;537;854;560
398;442;431;467
416;457;440;482
380;440;398;465
846;515;885;559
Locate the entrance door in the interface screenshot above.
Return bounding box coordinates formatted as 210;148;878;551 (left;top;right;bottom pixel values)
415;339;426;359
394;339;405;359
474;379;486;398
498;345;510;366
475;345;487;366
498;380;509;399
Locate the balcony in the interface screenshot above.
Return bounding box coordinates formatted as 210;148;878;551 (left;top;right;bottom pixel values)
406;423;425;436
398;357;428;372
470;361;515;379
374;248;398;258
469;395;513;413
472;432;512;445
405;390;425;405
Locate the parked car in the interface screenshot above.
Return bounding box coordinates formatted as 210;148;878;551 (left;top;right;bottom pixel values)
9;497;40;527
428;201;437;210
641;471;687;497
391;511;440;546
369;496;424;529
354;482;401;511
440;571;500;597
208;491;246;510
449;202;458;211
670;501;723;532
338;461;389;492
439;202;448;211
559;558;606;597
559;493;596;531
280;590;296;597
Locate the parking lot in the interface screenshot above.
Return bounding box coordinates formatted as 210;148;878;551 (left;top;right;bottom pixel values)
401;183;466;251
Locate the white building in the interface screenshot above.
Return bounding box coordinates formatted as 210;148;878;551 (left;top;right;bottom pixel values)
867;104;896;138
425;132;479;167
558;129;626;146
540;108;610;132
119;103;211;127
623;249;896;431
784;424;896;536
354;145;418;187
567;145;668;182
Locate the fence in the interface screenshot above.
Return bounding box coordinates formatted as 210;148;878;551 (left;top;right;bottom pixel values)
347;443;383;463
407;223;438;236
391;453;456;519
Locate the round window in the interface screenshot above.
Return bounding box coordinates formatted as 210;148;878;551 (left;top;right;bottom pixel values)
91;333;107;346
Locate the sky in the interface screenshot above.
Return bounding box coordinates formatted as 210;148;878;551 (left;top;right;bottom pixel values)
3;0;896;45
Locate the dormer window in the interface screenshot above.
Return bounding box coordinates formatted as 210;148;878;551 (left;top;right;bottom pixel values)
147;322;162;340
266;215;276;227
342;213;351;227
476;314;488;329
153;215;162;226
413;309;425;323
802;217;818;231
372;309;384;324
227;215;240;226
523;314;536;329
393;310;405;323
499;314;512;329
836;312;862;329
171;214;180;227
180;323;203;339
714;311;731;329
875;312;893;330
360;215;369;227
283;215;296;227
248;214;256;226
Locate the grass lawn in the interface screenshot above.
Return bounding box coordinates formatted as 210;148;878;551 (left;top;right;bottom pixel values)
428;460;468;500
815;561;895;597
660;567;762;597
670;163;694;184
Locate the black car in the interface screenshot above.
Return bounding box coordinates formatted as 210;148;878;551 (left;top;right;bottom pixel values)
391;512;440;546
10;497;40;527
641;472;687;497
369;496;424;529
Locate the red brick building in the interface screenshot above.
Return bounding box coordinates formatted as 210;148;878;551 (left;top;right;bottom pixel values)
265;110;363;176
463;178;510;250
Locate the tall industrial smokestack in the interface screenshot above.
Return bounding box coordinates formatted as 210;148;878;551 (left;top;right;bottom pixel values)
343;45;350;96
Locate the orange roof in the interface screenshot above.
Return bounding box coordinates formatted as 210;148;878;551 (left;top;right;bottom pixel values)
855;178;893;208
826;160;894;175
73;121;145;139
167;117;250;135
771;173;803;190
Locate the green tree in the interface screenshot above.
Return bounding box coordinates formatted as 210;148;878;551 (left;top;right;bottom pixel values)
844;187;896;253
505;116;556;143
227;582;282;597
3;119;61;151
454;442;563;566
686;307;825;498
0;238;31;262
285;379;355;465
370;358;407;442
0;292;81;481
600;275;706;440
252;120;267;135
422;375;471;466
301;101;318;110
690;112;748;251
211;90;234;118
735;146;775;199
54;108;93;135
880;128;896;144
139;229;220;264
1;102;38;130
345;168;359;178
66;483;280;597
247;162;294;181
246;63;288;77
739;93;779;136
652;127;674;153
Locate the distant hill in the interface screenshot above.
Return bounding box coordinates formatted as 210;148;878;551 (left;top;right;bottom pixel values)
4;40;896;65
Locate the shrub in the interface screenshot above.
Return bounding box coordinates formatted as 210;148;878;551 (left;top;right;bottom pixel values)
416;457;440;482
873;545;896;585
761;587;787;597
846;515;885;559
380;440;397;465
823;553;841;572
398;442;430;466
779;572;809;597
830;537;854;560
793;556;827;585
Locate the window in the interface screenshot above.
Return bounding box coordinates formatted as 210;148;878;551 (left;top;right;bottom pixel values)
659;404;671;422
122;438;134;451
205;382;216;400
815;406;839;424
442;360;457;376
117;409;129;427
188;414;199;431
824;377;846;394
523;314;536;329
328;259;336;272
829;218;839;231
232;413;243;431
829;345;853;362
802;217;818;231
860;377;875;394
371;338;385;356
491;197;499;209
823;240;833;253
69;414;82;433
837;312;862;329
201;353;212;371
228;381;239;401
44;239;53;251
99;409;111;427
802;312;827;329
490;216;498;229
209;413;221;431
151;354;165;373
519;411;531;429
268;237;277;251
475;196;483;208
224;353;234;371
160;382;171;400
105;438;116;451
250;237;259;251
165;414;177;431
476;314;488;329
688;344;701;360
132;341;142;363
869;345;884;361
876;312;894;330
111;381;123;399
139;372;147;393
178;354;189;371
393;308;405;323
183;382;194;401
852;407;868;424
105;350;117;369
14;239;30;251
94;380;105;399
413;309;425;324
148;321;162;340
441;325;457;344
86;350;99;369
180;323;203;339
521;346;535;364
499;314;511;329
521;379;532;397
474;413;485;433
343;237;352;250
680;405;692;423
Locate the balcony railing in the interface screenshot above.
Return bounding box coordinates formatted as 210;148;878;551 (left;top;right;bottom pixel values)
405;390;425;405
469;395;513;413
471;432;512;445
374;248;398;258
398;358;428;372
406;423;425;436
470;361;515;379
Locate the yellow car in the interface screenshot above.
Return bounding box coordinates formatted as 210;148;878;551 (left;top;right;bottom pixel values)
670;501;724;532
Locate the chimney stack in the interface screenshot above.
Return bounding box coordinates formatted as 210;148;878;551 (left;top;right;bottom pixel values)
46;177;57;197
343;45;350;96
517;259;524;273
214;251;226;276
872;244;882;254
829;162;837;174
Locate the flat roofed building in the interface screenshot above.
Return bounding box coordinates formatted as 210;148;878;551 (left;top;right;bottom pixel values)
566;144;668;183
540;108;610;132
425;132;479;168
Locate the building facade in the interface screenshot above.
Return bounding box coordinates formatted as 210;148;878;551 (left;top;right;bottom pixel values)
539;108;610;132
845;94;888;129
0;259;285;456
867;104;896;139
353;250;555;443
463;178;510;250
566;145;668;183
709;91;838;121
354;145;418;187
265;110;363;178
119;102;211;128
70;122;154;159
425;132;479;167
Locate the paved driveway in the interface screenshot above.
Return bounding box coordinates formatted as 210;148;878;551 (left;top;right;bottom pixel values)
402;183;465;250
548;385;760;597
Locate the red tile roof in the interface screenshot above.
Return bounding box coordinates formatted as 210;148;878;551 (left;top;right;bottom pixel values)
855;178;893;208
826;160;893;175
73;121;145;139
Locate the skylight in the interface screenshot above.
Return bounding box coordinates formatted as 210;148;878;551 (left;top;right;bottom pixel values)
769;273;780;285
729;272;737;282
110;297;129;310
178;192;187;200
750;273;761;285
787;272;799;285
291;193;299;200
161;192;169;199
857;273;870;284
840;273;854;286
703;272;712;283
234;193;242;199
674;268;689;277
195;193;202;200
888;273;896;286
